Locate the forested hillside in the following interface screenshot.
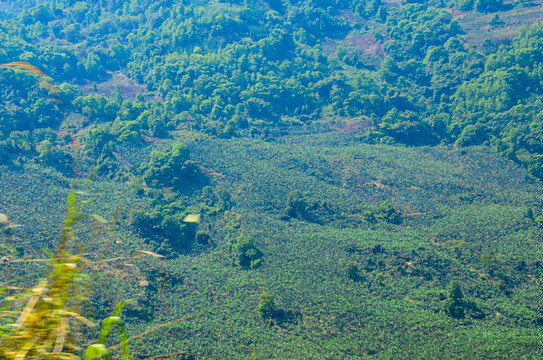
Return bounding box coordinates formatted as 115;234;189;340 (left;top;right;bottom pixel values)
1;0;543;358
1;0;543;176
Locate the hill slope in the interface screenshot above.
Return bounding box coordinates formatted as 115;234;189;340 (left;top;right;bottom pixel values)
1;0;543;358
2;133;543;358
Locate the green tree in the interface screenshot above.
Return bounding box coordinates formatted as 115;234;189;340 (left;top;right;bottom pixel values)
257;292;275;318
447;280;464;301
231;235;263;269
84;52;104;80
475;0;503;12
285;190;310;219
375;202;402;224
140;143;203;190
442;280;465;319
345;261;360;281
526;208;534;220
455;0;474;10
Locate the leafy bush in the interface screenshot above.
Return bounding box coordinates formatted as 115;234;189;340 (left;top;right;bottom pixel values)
140;143;204;190
285;190;310;219
195;230;212;245
257;292;276;318
129;200;197;256
345;261;361;281
364;202;402;224
231;235;263;269
442;280;484;319
455;0;504;12
442;280;465;319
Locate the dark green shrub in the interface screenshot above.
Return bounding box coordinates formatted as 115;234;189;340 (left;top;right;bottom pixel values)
447;280;464;301
285;190;309;219
129;201;196;256
442;281;465;319
231;235;263;269
443;297;465;319
140;143;204;190
345;261;360;281
475;0;503;12
526;208;534;220
195;231;212;245
375;202;402;224
257;292;275;318
495;279;507;293
442;281;483;319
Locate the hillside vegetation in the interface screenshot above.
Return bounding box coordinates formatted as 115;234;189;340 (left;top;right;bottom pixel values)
1;0;543;358
2;135;543;358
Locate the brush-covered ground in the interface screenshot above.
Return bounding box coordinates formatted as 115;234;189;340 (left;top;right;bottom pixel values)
2;0;543;358
2;132;543;359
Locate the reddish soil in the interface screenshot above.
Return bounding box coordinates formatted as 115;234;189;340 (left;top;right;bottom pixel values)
142;136;162;144
347;33;386;58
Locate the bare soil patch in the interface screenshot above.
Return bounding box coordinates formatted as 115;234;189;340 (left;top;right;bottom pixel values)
80;72;146;99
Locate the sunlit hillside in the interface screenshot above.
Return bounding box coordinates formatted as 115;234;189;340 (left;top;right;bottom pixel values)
1;0;543;358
